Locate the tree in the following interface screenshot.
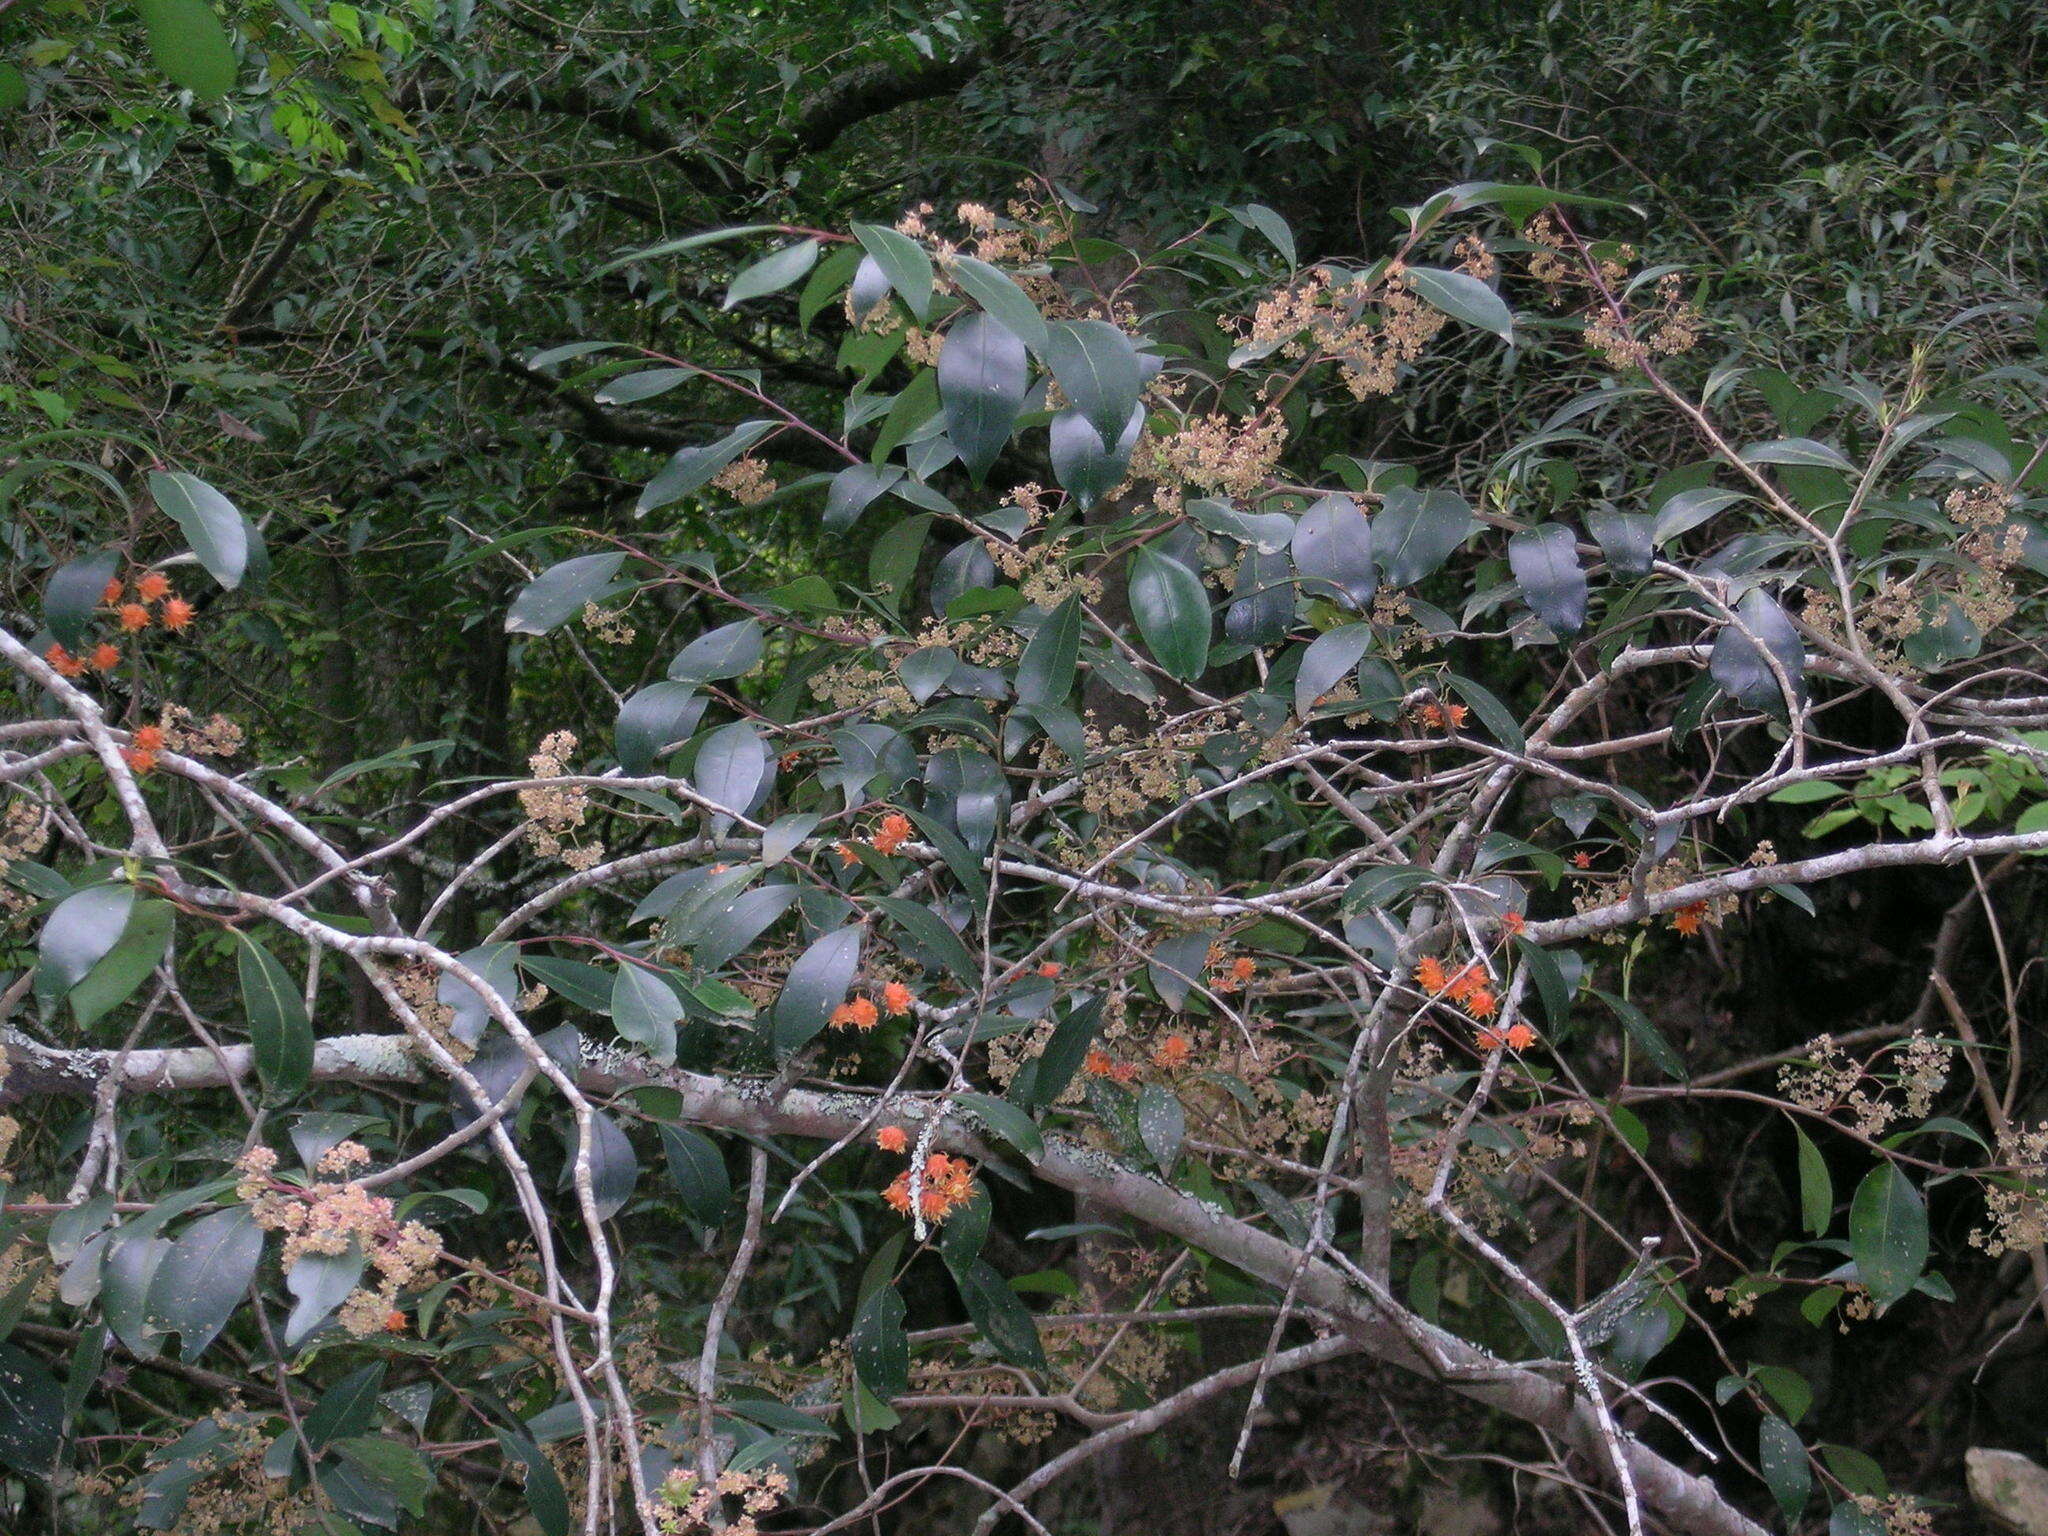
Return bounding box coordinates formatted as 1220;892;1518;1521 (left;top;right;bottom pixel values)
4;159;2047;1536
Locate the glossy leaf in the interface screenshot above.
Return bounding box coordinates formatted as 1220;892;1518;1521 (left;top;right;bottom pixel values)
614;683;707;776
851;223;934;322
938;313;1029;484
659;1124;731;1225
1048;403;1142;511
692;721;772;817
148;471;250;588
1295;624;1375;715
504;553;626;636
1015;594;1082;708
237;934;314;1099
772;926;863;1053
1290;492;1376;609
1710;588;1806;713
1403;265;1514;342
1374;486;1475;586
1848;1163;1926;1313
637;421;775;516
1040;318;1144;446
850;1281;909;1399
1128;545;1210;680
146;1207;263;1359
723;239;819;309
946;253;1050;352
1507;523;1589;635
611;962;682;1063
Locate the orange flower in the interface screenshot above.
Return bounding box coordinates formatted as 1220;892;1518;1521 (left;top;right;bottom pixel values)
384;1309;408;1335
1111;1061;1139;1084
1672;902;1707;936
875;1125;908;1154
779;750;804;770
1501;912;1526;935
1151;1034;1192;1070
883;1152;977;1223
132;725;166;753
1415;955;1449;994
872;811;913;855
161;598;195;632
45;643;87;678
881;980;914;1017
1571;851;1594;870
101;576;125;605
835;842;859;867
122;747;158;775
830;996;880;1031
1476;1021;1538;1053
1416;701;1468;731
1084;1048;1116;1078
90;643;121;672
117;603;151;632
1037;961;1062;978
136;571;172;603
1445;963;1488;1002
1464;987;1499;1019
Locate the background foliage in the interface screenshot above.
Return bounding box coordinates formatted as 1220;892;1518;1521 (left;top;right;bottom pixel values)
2;2;2047;1534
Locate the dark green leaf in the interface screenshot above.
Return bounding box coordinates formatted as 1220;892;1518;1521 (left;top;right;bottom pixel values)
693;721;771;817
145;1207;263;1359
284;1243;364;1347
1015;594;1082;708
1758;1414;1811;1526
723;239;819;309
148;471;250;588
1507;523;1588;635
1795;1124;1833;1237
1711;588;1806;713
614;683;707;776
945;253;1050;352
1295;624;1375;715
637;421;775;516
1040;319;1143;446
851;224;934;322
1290;493;1376;609
1374;486;1475;586
576;1111;639;1221
303;1364;386;1451
44;550;120;651
1403;265;1514;342
938;313;1029;485
660;1124;731;1225
669;618;764;685
1586;507;1654;577
824;463;904;531
954;1092;1044;1163
1129;546;1210;680
1848;1164;1926;1313
611;963;681;1063
0;1343;63;1478
236;934;313;1099
37;884;135;1001
504;553;626;636
772;926;863;1053
66;897;174;1030
1048;404;1142;511
850;1280;909;1399
1137;1084;1185;1172
947;1257;1044;1370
